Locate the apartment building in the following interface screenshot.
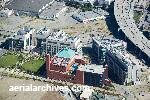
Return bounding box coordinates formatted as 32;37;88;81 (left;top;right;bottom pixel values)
41;30;82;56
32;27;52;48
92;37;137;85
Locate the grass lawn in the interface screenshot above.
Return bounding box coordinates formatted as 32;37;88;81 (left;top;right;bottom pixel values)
133;11;143;23
22;59;45;73
0;54;18;68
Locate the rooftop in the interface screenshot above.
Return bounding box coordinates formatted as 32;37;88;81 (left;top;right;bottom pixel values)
39;1;66;19
0;8;13;13
17;27;31;35
93;36;127;50
78;64;105;74
47;30;68;41
46;30;79;43
72;11;101;21
5;0;54;13
57;48;76;58
12;27;33;40
34;27;52;39
66;36;78;43
93;37;134;67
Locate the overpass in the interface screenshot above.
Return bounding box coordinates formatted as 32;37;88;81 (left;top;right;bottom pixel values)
114;0;150;57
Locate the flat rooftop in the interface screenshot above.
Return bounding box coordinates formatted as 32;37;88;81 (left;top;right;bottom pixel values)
78;64;105;74
39;1;65;19
5;0;54;13
72;11;101;21
47;30;68;41
46;30;79;43
0;8;13;13
12;27;32;40
93;37;134;67
34;27;52;39
93;36;126;49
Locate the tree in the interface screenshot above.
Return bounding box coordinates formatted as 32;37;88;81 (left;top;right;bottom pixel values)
18;54;24;62
81;3;93;12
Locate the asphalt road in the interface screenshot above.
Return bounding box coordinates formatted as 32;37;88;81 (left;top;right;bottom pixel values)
114;0;150;57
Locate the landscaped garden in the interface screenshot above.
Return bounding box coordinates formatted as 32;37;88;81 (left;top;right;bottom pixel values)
22;58;45;73
0;52;45;74
0;54;18;68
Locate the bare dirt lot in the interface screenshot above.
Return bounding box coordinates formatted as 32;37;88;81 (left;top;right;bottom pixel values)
0;77;64;100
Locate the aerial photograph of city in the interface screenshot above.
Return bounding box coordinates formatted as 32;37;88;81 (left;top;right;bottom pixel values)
0;0;150;100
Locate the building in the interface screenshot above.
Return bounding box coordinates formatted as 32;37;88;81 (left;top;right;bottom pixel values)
28;27;82;55
104;0;114;5
92;37;138;85
71;0;96;5
32;27;52;48
78;64;108;86
72;11;105;23
39;1;68;20
41;30;82;56
8;27;35;51
67;0;113;6
0;8;13;17
46;48;108;87
5;0;55;16
141;14;150;33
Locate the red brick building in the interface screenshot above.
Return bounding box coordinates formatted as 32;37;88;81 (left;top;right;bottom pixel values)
46;48;108;87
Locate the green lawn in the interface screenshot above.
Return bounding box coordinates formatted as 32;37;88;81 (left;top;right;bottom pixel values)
0;54;18;68
133;11;143;23
22;59;45;73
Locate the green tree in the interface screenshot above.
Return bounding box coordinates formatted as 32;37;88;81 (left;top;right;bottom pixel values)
18;54;24;62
